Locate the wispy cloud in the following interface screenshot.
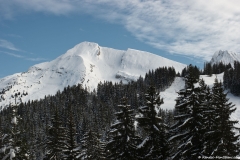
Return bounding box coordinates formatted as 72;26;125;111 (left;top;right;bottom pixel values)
0;38;47;61
0;50;46;62
0;39;20;51
26;57;47;61
0;0;76;19
81;0;240;61
0;51;23;58
1;0;240;61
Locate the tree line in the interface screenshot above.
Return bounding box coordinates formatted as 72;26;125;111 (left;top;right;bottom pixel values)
223;61;240;96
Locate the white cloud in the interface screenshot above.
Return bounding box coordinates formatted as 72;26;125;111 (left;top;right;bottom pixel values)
0;0;75;19
0;51;23;58
0;39;20;51
85;0;240;61
0;50;46;61
26;57;47;61
1;0;240;61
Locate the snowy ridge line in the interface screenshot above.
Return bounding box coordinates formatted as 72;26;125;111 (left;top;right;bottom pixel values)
0;41;186;110
210;50;240;67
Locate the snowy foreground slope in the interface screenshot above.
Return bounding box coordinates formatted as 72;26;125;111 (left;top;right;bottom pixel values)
0;42;186;109
160;73;240;128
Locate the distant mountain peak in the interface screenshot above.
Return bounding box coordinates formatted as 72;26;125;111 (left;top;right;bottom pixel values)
210;50;240;66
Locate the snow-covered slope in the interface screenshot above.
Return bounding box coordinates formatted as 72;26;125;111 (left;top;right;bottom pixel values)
160;73;240;128
160;77;184;110
210;50;240;67
0;42;186;109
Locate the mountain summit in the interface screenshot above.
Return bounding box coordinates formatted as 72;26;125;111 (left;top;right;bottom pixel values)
0;42;186;109
210;50;240;66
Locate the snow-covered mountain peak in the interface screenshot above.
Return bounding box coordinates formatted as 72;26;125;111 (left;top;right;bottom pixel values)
210;50;240;66
61;41;100;59
0;41;186;110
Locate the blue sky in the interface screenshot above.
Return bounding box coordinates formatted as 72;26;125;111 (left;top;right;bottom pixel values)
1;0;240;78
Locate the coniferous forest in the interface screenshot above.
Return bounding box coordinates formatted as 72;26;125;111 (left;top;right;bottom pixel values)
203;61;240;95
223;61;240;96
0;64;240;159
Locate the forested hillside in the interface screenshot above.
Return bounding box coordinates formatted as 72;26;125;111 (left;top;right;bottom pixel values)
0;65;239;159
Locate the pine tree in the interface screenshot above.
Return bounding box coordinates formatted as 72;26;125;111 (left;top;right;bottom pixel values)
106;97;139;160
45;107;68;159
170;65;205;160
1;103;24;160
77;130;102;160
64;105;79;159
137;86;169;160
98;140;106;160
17;137;30;160
208;78;239;156
223;68;230;89
198;79;215;156
0;118;6;158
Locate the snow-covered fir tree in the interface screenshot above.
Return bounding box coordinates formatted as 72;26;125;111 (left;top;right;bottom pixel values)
44;106;68;159
1;102;26;160
137;86;169;160
0;124;7;159
170;65;205;160
77;130;103;159
207;78;239;156
63;105;79;159
106;97;139;160
0;118;6;158
98;140;107;160
198;79;216;156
